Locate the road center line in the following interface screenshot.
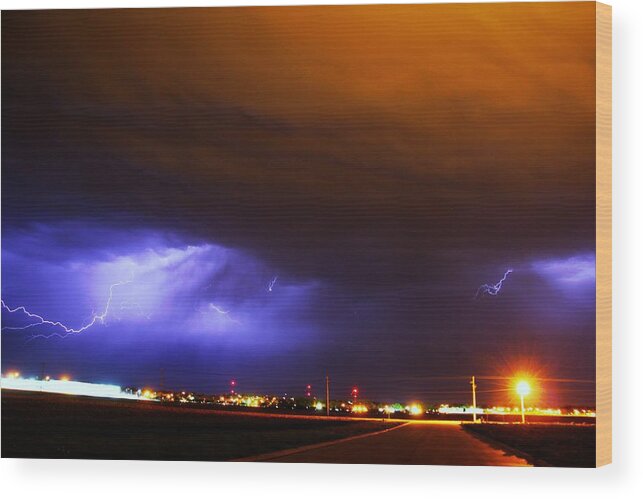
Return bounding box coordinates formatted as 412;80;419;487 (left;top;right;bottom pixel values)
231;422;412;462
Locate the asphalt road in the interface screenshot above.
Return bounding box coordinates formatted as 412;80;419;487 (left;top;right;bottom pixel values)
248;422;531;466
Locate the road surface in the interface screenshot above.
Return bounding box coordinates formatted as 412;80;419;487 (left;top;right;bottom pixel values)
244;422;531;466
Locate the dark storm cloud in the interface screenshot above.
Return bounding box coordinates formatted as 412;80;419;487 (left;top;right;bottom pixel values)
2;4;595;271
2;3;596;402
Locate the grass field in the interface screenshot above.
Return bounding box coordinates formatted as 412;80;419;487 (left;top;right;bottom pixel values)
1;390;395;461
463;422;596;467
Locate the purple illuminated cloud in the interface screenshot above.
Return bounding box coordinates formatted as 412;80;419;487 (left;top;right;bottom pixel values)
1;223;321;350
531;253;596;288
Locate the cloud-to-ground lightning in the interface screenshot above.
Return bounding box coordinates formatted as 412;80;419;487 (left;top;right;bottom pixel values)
476;269;513;298
268;275;278;292
1;281;131;339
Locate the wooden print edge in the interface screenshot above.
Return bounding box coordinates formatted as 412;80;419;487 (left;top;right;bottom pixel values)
595;0;612;468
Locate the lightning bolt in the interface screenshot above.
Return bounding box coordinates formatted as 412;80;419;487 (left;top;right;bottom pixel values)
210;304;229;315
1;281;132;339
268;275;278;292
476;269;513;298
209;303;241;325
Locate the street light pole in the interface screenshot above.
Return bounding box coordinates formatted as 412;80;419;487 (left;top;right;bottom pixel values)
471;375;477;423
325;374;330;417
516;380;530;424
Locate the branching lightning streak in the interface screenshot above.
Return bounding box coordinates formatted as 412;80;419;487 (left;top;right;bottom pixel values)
476;269;513;298
210;304;229;315
1;281;132;339
209;303;241;325
268;275;278;292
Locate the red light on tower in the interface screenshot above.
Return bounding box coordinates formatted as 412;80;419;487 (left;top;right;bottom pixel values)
351;387;359;402
305;384;312;397
230;379;236;395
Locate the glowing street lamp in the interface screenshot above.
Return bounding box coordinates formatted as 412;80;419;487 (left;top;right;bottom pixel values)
516;380;531;424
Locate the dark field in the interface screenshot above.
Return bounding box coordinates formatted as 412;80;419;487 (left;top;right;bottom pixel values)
1;390;395;461
463;422;596;467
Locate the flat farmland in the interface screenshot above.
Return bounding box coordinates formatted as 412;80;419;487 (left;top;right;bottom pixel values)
1;390;395;461
463;422;596;467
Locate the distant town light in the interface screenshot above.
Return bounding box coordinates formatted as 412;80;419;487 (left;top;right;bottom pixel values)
352;404;368;414
409;404;423;416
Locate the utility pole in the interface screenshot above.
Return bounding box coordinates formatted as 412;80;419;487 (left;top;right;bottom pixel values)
40;362;46;392
470;375;477;423
325;374;330;417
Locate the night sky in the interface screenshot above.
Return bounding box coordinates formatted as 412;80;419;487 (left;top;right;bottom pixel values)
1;3;596;406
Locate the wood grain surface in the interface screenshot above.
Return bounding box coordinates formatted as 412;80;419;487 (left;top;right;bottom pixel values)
595;1;612;468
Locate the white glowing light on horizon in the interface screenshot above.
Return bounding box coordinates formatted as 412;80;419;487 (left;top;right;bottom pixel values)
0;376;139;400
